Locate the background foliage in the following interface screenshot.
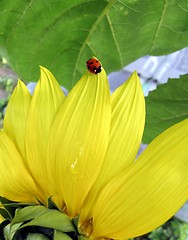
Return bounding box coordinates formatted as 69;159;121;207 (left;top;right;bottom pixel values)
143;75;188;143
0;0;188;89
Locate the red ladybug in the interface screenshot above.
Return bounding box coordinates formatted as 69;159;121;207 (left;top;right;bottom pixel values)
86;57;102;74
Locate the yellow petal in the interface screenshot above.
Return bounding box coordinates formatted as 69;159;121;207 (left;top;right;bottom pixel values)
47;69;111;217
80;72;145;222
25;66;65;200
109;71;145;167
0;130;38;203
100;71;145;176
90;119;188;239
0;214;3;223
3;80;31;162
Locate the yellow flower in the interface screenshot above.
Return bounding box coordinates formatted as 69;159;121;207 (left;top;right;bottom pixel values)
0;63;188;239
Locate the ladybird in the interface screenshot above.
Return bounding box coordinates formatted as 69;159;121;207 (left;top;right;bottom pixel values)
86;57;102;74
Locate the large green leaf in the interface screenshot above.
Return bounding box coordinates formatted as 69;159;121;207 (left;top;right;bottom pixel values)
143;74;188;143
0;0;188;89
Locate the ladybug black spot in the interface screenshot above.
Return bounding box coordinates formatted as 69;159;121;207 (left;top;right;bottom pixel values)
95;66;102;74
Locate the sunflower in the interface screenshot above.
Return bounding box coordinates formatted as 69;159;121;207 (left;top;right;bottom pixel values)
0;59;188;240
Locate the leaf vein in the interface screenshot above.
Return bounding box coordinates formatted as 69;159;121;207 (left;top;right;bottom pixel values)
106;14;123;67
116;0;140;13
177;3;188;13
16;0;34;24
150;0;169;53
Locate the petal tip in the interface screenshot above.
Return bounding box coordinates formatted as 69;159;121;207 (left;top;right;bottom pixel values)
39;65;49;75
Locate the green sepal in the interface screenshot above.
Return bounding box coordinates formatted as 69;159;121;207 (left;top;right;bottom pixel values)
0;196;36;220
4;222;22;240
0;219;10;239
72;216;79;228
11;205;75;232
11;205;49;226
27;233;50;240
0;196;18;219
47;197;59;210
0;207;11;220
78;235;88;240
0;196;16;205
35;196;45;206
0;200;78;239
54;230;73;240
19;207;75;232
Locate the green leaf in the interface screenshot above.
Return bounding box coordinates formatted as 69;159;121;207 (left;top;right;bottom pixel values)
143;74;188;143
0;1;188;89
